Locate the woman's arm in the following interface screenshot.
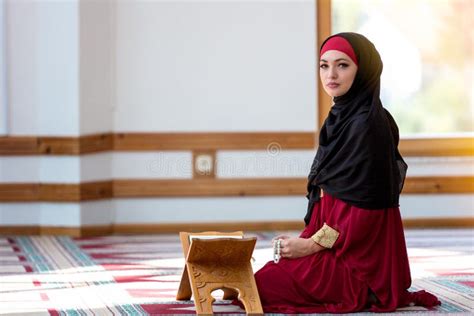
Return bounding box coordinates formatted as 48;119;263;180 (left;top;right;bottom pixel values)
279;222;339;259
279;237;325;259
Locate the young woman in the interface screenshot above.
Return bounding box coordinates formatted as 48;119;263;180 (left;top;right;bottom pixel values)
253;33;441;313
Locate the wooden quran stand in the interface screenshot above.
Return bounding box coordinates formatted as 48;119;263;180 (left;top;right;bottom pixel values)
176;231;263;315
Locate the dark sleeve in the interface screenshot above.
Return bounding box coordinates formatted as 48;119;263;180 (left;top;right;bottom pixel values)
384;108;400;147
304;186;321;226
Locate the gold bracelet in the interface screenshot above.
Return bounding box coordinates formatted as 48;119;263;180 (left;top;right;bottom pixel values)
311;223;340;248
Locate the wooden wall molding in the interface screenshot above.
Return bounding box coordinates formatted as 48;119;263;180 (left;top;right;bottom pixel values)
2;133;472;156
0;137;38;155
79;133;114;154
0;176;472;202
402;217;474;228
403;176;474;194
0;183;38;201
80;181;114;200
36;136;81;155
400;137;474;157
0;133;113;155
113;178;306;198
0;181;112;202
2;217;473;237
0;132;315;155
113;132;316;151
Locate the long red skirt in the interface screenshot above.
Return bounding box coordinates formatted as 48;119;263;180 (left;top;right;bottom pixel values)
254;193;440;313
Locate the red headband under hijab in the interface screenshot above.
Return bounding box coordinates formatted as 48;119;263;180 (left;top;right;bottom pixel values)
320;36;358;66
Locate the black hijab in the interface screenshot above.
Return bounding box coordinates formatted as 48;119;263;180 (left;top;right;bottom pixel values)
304;32;407;225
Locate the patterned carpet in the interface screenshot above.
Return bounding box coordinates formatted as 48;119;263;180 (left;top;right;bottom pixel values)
0;229;473;315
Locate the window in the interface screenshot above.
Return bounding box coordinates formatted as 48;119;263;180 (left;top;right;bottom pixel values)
331;0;473;137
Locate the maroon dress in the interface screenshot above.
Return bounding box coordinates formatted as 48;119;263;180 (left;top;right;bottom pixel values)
254;192;440;313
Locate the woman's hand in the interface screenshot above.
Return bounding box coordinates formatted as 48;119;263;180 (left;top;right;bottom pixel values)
272;235;291;243
279;237;324;259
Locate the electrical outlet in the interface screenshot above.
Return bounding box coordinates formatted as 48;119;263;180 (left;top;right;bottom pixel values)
195;154;214;176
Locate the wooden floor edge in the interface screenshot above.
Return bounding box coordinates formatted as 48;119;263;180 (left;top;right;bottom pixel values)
1;218;473;236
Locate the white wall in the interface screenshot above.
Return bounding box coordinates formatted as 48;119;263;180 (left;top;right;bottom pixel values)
114;1;316;132
0;0;7;135
113;196;309;224
6;0;79;136
0;156;80;183
0;0;472;229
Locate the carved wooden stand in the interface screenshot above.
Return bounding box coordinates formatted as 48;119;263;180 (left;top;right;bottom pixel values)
176;231;263;315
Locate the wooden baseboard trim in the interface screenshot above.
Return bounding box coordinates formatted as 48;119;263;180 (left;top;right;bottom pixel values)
113;218;474;234
81;225;114;237
2;218;472;237
0;226;40;235
113;221;306;235
0;225;114;237
39;226;82;237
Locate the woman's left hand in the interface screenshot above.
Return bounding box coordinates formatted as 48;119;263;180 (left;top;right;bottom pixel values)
279;237;323;259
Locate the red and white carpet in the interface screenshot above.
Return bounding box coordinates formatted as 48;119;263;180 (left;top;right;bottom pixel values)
0;229;473;315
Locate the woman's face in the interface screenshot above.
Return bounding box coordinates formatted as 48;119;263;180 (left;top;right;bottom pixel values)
319;50;358;97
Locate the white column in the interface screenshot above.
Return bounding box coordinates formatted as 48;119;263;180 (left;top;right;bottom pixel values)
6;0;79;136
1;0;81;228
0;0;7;135
79;0;114;135
79;0;114;228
